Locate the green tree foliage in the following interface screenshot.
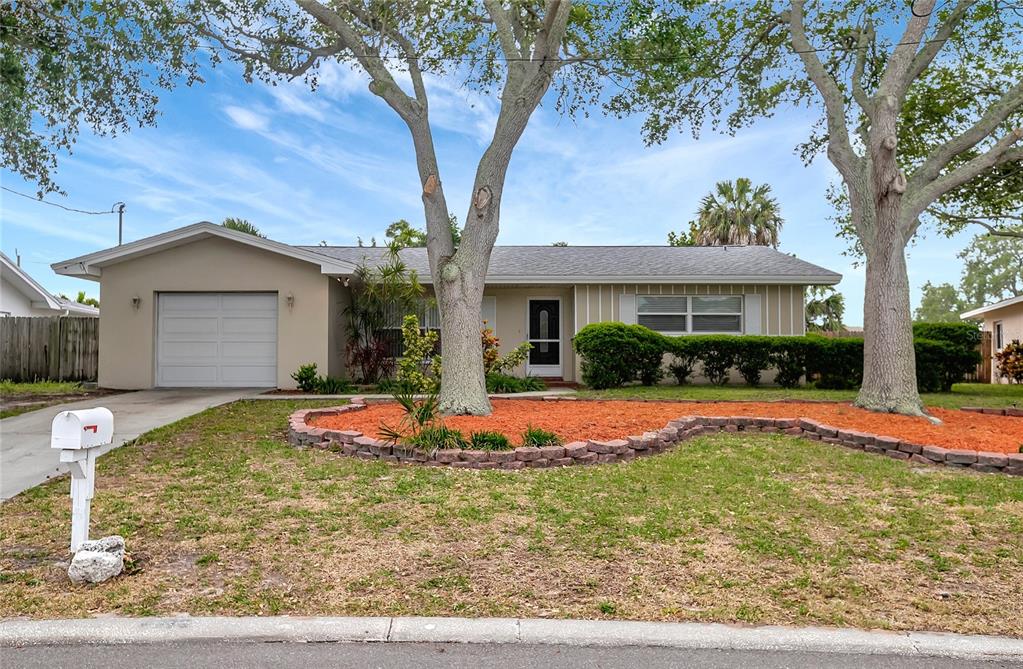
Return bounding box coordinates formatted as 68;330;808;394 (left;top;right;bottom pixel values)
915;227;1022;320
914;282;965;322
612;0;1023;414
958;229;1023;307
1;1;203;194
384;216;462;249
58;291;100;307
666;221;699;246
694;178;784;247
805;286;845;332
222;217;265;237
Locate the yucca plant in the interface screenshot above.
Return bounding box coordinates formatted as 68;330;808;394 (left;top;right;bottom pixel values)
378;388;441;446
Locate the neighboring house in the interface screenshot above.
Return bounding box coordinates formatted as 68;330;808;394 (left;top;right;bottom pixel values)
961;295;1023;384
1;251;99;318
52;222;841;389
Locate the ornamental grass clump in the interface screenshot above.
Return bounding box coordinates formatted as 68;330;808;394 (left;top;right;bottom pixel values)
468;430;512;451
521;424;562;448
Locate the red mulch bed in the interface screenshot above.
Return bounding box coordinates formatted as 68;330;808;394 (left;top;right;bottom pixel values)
309;399;1023;454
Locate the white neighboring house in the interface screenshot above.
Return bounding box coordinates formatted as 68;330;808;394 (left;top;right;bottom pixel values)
1;251;99;318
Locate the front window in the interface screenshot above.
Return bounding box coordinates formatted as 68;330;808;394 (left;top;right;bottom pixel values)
379;300;441;357
637;295;689;334
691;295;743;333
637;294;743;334
995;321;1004;350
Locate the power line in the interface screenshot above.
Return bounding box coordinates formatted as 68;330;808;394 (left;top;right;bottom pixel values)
1;186;118;216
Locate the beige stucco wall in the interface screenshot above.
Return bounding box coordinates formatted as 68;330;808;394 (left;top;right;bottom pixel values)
981;303;1023;384
98;236;331;389
485;285;576;382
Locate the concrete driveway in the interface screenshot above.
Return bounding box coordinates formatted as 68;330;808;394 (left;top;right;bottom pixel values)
1;388;256;501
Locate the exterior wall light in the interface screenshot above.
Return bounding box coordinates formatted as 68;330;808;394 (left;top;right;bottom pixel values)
286;292;295;310
131;295;141;310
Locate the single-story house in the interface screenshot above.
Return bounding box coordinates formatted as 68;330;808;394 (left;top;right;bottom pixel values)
2;251;99;318
961;295;1023;384
52;222;841;389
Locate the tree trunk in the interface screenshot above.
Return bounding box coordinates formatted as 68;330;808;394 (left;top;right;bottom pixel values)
434;262;490;415
856;239;923;414
854;101;924;415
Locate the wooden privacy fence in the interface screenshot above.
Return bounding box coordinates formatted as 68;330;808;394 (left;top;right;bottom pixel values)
0;317;99;382
965;330;993;384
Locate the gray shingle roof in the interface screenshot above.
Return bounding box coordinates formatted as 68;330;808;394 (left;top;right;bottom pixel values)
300;245;841;284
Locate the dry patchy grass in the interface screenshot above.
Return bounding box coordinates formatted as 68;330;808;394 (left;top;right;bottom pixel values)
2;399;1022;635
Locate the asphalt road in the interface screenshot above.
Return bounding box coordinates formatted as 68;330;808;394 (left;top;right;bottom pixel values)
3;641;1020;669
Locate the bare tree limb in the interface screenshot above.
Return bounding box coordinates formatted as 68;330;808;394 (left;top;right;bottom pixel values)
851;20;875;113
786;0;860;181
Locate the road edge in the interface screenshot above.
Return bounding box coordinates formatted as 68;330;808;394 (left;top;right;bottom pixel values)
1;616;1021;661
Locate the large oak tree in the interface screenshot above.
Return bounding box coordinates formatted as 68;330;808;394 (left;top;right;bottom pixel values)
615;0;1022;414
190;0;615;414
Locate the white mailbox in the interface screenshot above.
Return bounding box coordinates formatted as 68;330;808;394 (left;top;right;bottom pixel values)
51;407;114;450
51;408;114;552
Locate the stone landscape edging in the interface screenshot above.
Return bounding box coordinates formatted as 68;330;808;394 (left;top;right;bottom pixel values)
286;397;1023;476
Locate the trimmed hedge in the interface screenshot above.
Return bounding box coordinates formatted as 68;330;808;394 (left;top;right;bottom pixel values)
573;322;980;391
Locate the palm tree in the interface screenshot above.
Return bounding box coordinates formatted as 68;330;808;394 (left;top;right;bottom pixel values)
805;286;845;333
222;217;265;238
694;178;783;247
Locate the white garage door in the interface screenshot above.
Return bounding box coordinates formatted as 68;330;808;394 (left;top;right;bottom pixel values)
157;293;277;387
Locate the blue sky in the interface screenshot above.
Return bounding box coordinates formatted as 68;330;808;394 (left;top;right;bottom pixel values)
1;59;973;326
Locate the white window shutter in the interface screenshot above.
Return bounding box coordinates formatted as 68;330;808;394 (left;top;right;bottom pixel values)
743;294;762;334
619;293;637;325
481;296;497;330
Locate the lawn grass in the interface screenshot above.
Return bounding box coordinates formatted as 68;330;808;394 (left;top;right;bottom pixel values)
0;380;91;419
578;382;1023;409
0;380;84;396
2;399;1022;635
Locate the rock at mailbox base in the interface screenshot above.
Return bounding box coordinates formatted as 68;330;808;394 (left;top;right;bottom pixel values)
68;535;126;584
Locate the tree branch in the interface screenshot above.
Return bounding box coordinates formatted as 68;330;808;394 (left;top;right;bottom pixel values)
908;78;1023;191
878;0;935;98
786;0;860;181
905;134;1023;232
906;0;976;82
851;20;875;113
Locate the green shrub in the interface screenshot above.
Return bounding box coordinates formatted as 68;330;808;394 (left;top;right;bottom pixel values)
468;430;512;451
573;323;667;389
395;314;441;393
521;424;562;447
291;363;319;392
914;338;954;393
667;356;696;385
809;336;863;389
733;336;773;386
315;376;354;394
486;373;547;393
912;322;981;351
995;339;1023;384
694;336;738;386
768;337;815;388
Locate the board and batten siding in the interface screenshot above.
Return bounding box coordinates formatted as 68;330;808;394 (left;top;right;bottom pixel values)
572;283;807;336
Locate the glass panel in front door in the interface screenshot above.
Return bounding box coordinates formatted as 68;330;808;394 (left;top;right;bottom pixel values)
528;300;559;366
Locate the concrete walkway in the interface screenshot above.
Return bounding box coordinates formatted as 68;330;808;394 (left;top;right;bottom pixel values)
1;617;1020;663
1;389;255;501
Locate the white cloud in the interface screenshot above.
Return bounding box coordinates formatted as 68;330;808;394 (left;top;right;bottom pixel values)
224;106;270;131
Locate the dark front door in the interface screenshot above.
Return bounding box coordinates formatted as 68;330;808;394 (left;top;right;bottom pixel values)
527;299;561;375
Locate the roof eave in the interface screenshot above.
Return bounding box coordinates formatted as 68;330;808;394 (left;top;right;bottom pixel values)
51;222;358;279
422;274;842;285
960;294;1023;319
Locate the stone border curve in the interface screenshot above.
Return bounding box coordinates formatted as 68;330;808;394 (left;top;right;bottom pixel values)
286;397;1023;476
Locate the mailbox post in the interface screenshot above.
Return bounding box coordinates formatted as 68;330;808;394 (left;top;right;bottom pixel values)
51;408;114;552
